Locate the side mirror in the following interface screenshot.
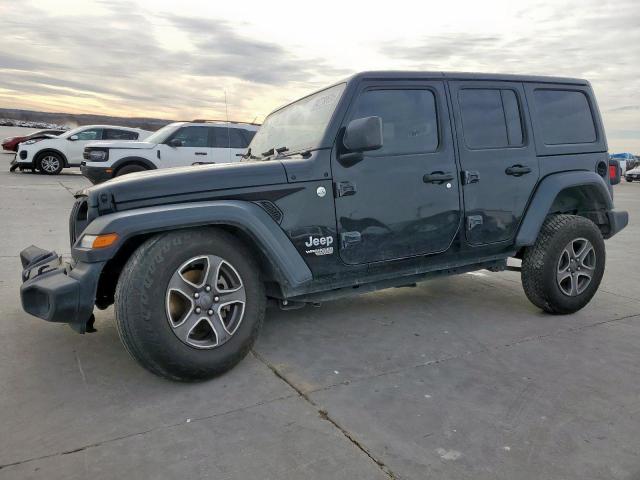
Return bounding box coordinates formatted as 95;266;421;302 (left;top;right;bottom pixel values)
69;135;79;141
168;138;183;148
343;116;383;153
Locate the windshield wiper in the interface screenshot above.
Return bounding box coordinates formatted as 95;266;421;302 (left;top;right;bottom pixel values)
236;148;261;160
276;147;326;159
261;146;289;160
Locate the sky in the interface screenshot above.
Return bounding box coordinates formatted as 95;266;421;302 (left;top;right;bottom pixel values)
0;0;638;152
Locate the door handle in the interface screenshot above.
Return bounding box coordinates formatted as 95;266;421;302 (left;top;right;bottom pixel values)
195;152;208;156
423;171;454;184
505;164;531;176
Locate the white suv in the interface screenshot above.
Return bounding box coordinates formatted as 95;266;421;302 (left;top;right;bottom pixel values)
80;121;259;184
13;125;152;175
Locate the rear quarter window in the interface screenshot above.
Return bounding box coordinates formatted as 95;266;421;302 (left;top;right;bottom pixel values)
533;89;597;145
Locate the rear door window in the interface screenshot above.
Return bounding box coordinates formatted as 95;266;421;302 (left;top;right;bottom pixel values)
104;129;138;140
533;89;596;145
458;89;524;149
228;128;249;148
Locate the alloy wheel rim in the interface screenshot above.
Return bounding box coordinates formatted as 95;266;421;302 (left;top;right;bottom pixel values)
41;156;60;173
165;255;246;349
556;237;596;297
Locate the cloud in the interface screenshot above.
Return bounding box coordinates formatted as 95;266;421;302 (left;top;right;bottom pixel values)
0;1;347;119
164;15;348;85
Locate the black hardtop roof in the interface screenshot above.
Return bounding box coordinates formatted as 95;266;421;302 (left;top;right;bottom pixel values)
346;70;589;86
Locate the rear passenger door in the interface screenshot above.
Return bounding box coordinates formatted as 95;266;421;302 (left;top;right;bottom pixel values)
449;81;538;245
210;126;253;164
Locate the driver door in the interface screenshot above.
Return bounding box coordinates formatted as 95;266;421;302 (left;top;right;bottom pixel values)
158;125;213;167
67;128;103;164
332;81;461;265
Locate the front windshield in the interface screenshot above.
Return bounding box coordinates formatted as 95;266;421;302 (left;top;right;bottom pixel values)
143;123;182;144
249;83;346;158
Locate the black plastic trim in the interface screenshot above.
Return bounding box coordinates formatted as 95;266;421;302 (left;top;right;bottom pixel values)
72;200;313;290
515;171;621;246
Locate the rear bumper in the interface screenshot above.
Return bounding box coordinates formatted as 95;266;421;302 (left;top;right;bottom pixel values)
20;245;104;333
81;163;113;184
605;210;629;239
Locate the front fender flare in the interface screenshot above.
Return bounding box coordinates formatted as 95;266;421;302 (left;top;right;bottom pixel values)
111;156;158;172
515;171;615;247
72;200;313;290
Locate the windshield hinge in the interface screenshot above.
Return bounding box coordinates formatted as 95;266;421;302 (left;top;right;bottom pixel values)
97;192;115;214
335;181;357;197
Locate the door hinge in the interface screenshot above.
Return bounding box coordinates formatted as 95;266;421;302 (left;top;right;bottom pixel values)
341;231;362;249
467;215;483;230
335;181;357;197
461;170;480;185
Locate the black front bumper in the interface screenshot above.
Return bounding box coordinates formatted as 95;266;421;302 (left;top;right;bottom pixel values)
81;163;113;184
20;245;104;333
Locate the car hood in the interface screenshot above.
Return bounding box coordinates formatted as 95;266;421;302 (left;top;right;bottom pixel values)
87;141;155;150
84;161;287;209
626;167;640;174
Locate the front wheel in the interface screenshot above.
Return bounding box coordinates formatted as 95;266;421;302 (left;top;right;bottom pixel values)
521;215;605;314
37;153;64;175
115;164;146;177
115;228;266;381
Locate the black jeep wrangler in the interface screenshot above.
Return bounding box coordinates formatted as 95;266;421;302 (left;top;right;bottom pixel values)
19;72;628;381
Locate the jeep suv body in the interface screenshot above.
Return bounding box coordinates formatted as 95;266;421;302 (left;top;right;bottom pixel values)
13;125;151;175
80;121;259;184
19;72;628;381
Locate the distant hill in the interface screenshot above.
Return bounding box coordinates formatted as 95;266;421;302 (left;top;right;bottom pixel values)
0;108;175;132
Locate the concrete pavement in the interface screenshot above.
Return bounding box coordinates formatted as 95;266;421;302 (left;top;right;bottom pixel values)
0;151;638;479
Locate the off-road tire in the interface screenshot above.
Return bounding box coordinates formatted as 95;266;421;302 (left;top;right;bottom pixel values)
114;228;266;381
521;214;605;314
36;152;64;175
115;164;146;177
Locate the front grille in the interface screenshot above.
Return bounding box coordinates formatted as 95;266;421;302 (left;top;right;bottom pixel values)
69;197;89;247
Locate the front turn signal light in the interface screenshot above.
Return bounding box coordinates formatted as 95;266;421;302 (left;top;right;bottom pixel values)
79;233;119;249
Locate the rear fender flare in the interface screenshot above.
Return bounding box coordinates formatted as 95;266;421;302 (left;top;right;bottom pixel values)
515;171;614;246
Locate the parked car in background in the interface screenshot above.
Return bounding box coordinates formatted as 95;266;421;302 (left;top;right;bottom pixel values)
80;120;259;184
11;125;152;175
625;165;640;182
2;129;66;152
610;153;636;175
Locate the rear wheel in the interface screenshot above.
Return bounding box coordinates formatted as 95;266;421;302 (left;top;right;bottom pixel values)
36;152;64;175
521;215;605;314
115;164;146;177
115;228;265;381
